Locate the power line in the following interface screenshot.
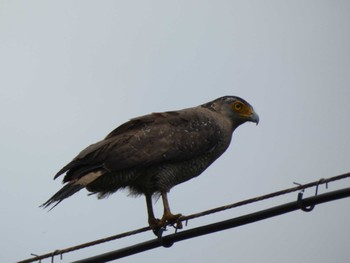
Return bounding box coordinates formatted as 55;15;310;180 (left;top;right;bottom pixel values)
72;186;350;263
18;172;350;263
18;226;151;263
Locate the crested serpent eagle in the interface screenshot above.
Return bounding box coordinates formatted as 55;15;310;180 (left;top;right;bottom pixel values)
42;96;259;230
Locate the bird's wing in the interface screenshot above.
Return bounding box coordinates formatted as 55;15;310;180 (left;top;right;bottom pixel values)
57;109;223;182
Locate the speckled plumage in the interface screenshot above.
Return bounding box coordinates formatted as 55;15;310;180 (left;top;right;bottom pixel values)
42;96;259;229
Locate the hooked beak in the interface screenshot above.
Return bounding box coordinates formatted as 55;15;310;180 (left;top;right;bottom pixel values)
248;111;259;125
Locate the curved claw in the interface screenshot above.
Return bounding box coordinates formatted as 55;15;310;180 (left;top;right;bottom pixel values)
149;213;183;236
160;212;183;229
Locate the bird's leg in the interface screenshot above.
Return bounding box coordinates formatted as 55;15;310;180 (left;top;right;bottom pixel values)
160;192;183;229
145;194;160;229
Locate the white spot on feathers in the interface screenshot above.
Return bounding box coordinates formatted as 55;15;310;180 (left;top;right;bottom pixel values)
74;170;104;186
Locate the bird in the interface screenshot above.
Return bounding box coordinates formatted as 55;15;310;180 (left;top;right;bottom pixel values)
41;96;259;230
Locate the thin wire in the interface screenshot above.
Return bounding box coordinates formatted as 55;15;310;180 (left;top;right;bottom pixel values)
72;186;350;263
179;173;348;222
18;171;350;263
17;226;150;263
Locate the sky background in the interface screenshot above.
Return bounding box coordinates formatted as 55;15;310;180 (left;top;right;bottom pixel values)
1;1;350;262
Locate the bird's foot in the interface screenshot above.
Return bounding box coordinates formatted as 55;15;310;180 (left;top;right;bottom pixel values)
148;217;165;236
148;213;183;234
148;218;162;230
160;212;183;230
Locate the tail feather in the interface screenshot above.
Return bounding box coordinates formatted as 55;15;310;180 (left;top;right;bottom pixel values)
40;183;84;210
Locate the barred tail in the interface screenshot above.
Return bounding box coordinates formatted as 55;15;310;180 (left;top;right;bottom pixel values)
40;183;84;210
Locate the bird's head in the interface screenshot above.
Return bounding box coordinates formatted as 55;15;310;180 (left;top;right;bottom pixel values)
203;96;259;126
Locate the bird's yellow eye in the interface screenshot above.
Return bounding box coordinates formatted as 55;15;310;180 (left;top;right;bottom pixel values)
233;102;243;111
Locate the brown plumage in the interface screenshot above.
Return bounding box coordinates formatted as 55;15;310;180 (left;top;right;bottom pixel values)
42;96;259;229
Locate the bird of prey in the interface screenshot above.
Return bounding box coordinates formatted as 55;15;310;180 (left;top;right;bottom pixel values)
42;96;259;230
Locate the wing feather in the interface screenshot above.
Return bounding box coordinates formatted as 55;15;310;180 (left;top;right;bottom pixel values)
57;108;222;183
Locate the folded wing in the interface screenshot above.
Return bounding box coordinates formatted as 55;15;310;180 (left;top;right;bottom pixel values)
55;109;222;184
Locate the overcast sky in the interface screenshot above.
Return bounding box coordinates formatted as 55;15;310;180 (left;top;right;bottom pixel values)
1;1;350;262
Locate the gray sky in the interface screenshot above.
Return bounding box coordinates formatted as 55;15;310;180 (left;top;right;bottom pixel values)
1;1;350;262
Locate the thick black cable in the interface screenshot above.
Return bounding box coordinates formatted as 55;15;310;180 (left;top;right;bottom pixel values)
72;187;350;263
